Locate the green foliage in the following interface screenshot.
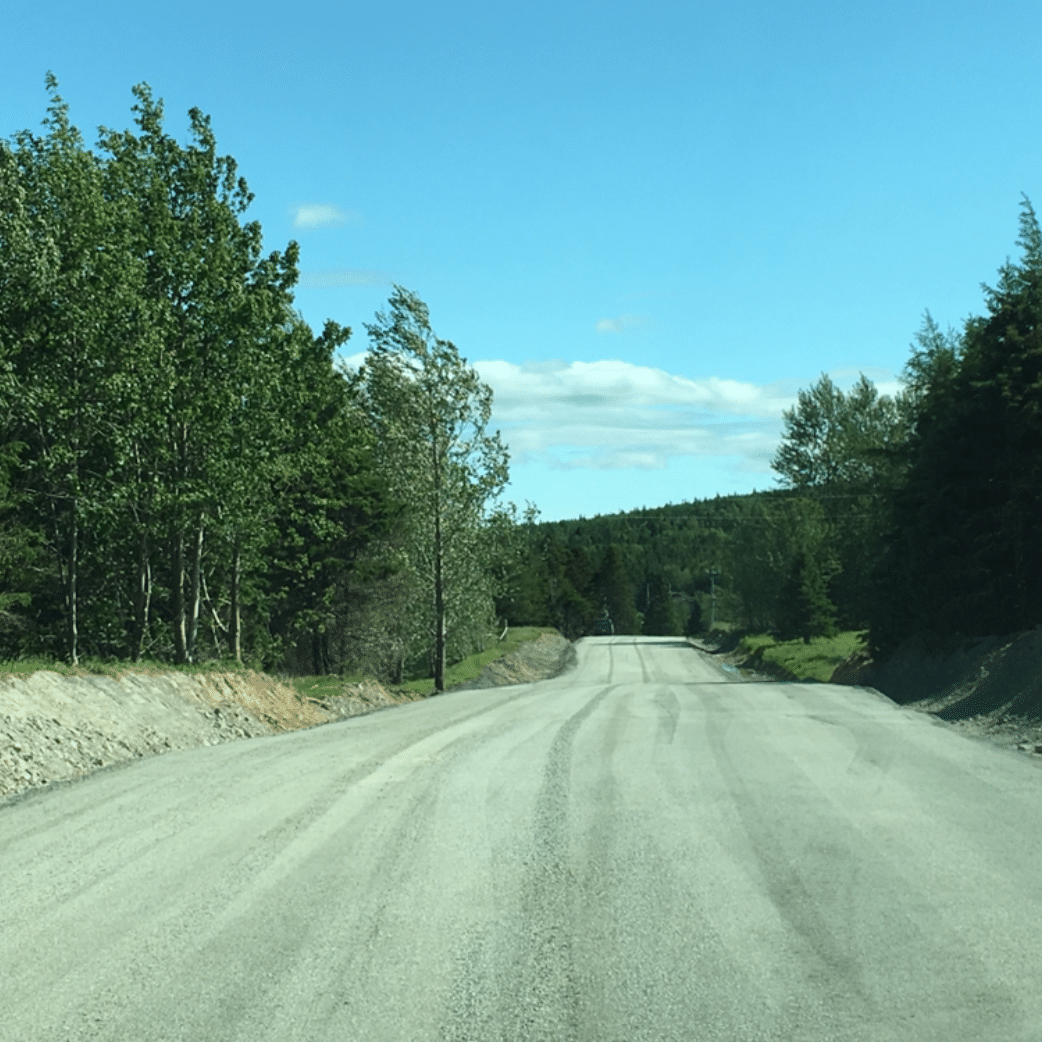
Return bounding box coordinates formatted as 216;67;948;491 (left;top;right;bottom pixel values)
771;373;911;491
0;77;394;670
391;626;558;694
685;597;703;635
353;286;511;690
593;544;641;635
642;574;684;636
869;195;1042;657
776;549;839;643
735;630;867;682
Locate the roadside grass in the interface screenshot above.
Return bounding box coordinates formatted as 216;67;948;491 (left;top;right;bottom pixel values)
391;626;559;696
0;627;560;703
0;655;256;681
736;630;868;682
289;671;372;702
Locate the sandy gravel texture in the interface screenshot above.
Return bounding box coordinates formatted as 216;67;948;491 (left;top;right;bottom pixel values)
10;638;1042;1040
0;634;576;804
0;669;327;801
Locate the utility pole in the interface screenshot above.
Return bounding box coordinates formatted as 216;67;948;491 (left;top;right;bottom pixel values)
707;566;720;630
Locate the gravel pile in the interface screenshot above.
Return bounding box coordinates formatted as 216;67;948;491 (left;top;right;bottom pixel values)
0;702;269;798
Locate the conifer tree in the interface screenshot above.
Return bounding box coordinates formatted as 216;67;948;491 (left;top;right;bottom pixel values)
871;196;1042;654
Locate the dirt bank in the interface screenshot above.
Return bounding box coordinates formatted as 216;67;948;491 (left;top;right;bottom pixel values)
0;669;329;803
447;631;575;690
0;634;577;806
833;626;1042;757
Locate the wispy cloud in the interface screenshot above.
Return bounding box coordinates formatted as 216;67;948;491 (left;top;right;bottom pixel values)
298;269;393;289
292;204;357;229
595;313;649;334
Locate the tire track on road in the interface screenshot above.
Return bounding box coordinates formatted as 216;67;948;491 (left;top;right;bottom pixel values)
440;684;615;1042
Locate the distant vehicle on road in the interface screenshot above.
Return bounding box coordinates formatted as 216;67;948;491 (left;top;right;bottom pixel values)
591;609;614;636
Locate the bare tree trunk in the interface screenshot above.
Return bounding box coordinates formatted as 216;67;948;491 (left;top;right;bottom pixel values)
229;537;242;664
130;530;151;661
65;497;79;666
311;627;329;675
187;516;204;662
173;528;188;664
433;505;446;692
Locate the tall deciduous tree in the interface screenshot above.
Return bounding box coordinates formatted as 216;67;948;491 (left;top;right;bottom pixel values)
771;372;912;491
771;372;912;629
356;287;510;690
0;76;142;663
98;84;304;662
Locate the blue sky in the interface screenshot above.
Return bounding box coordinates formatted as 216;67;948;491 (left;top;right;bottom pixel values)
4;0;1041;521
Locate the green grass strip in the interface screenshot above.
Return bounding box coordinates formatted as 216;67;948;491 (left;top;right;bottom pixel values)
737;630;868;682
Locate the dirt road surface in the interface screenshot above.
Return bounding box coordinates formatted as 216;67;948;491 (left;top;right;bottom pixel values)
4;637;1042;1040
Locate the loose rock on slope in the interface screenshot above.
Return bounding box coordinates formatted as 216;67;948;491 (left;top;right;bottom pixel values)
0;634;576;805
0;669;327;803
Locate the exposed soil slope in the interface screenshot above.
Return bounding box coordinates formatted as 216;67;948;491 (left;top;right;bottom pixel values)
0;634;576;805
840;626;1042;756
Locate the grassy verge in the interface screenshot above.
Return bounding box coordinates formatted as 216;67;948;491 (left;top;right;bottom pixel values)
0;655;258;682
288;671;380;702
390;626;560;696
288;626;560;701
734;630;868;682
0;626;561;703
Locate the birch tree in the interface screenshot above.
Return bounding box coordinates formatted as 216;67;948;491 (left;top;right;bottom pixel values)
98;84;303;662
357;287;509;690
0;77;141;663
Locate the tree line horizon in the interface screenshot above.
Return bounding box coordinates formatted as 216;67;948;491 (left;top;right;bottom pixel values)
508;197;1042;660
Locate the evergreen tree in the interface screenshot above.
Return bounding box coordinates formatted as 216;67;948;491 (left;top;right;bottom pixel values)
593;544;640;635
643;574;683;636
685;597;703;636
870;196;1042;656
777;549;840;643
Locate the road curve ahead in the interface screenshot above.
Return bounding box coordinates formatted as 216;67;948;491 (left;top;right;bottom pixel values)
5;637;1042;1041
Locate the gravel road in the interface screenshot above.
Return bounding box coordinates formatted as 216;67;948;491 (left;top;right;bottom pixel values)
4;637;1042;1040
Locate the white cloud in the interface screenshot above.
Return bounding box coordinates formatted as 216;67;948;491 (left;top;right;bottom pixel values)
299;269;392;288
595;313;649;334
292;204;357;229
339;353;899;484
470;359;797;473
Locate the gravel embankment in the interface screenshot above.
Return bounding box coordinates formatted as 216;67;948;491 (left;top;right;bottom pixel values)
0;633;576;805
